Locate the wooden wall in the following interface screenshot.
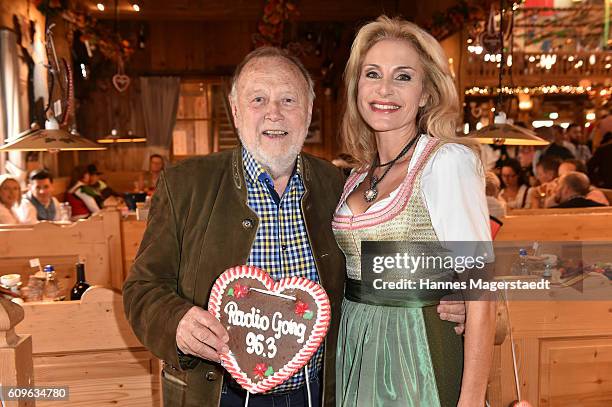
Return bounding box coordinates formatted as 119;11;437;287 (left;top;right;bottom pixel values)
75;0;465;165
490;210;612;407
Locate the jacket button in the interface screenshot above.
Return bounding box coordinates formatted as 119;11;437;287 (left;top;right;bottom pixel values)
242;219;253;229
206;371;218;381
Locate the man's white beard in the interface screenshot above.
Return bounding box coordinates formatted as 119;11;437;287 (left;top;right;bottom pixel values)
239;135;304;179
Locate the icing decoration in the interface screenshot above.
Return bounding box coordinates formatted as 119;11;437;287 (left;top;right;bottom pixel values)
208;265;331;393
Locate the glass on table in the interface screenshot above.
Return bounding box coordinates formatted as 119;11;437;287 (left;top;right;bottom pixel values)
58;202;72;223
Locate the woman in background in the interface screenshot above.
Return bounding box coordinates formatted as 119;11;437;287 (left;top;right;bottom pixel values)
499;158;530;209
0;175;28;224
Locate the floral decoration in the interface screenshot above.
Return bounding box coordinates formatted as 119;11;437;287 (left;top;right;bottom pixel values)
252;0;298;47
253;362;268;380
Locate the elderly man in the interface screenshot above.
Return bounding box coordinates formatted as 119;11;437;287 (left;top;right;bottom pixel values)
123;47;465;407
553;172;606;208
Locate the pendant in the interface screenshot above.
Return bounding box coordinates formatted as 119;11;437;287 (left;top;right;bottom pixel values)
364;188;378;202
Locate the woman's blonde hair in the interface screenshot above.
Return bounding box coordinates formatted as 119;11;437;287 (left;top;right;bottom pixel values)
341;15;473;167
0;174;20;205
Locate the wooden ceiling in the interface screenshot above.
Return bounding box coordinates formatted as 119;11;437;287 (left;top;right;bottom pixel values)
88;0;427;22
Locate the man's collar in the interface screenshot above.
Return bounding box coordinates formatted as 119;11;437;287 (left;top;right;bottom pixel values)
26;191;51;207
241;147;302;185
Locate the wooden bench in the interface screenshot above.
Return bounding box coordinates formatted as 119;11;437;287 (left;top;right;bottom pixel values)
497;209;612;241
120;215;146;282
488;210;612;406
0;210;125;298
13;287;161;406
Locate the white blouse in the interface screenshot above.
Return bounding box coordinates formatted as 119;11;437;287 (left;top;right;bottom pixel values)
0;203;21;225
337;134;492;243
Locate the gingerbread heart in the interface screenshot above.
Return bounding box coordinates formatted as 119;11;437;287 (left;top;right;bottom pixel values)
208;265;331;394
112;74;130;92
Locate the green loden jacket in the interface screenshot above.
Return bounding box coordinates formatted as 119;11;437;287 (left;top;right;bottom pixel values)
123;148;346;407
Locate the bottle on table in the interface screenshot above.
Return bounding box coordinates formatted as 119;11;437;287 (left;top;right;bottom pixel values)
70;262;90;300
511;248;529;276
42;264;61;301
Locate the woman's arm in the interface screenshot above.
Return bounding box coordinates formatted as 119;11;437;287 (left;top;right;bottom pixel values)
422;142;497;406
458;300;496;406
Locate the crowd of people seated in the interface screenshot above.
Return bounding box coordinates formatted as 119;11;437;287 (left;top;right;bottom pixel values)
0;154;165;225
484;122;612;216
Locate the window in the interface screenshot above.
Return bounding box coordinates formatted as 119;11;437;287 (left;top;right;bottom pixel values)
172;80;213;157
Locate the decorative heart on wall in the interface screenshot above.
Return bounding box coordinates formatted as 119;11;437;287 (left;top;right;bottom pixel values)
112;74;130;92
208;265;330;394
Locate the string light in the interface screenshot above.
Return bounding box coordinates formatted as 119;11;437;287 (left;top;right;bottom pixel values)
464;85;612;96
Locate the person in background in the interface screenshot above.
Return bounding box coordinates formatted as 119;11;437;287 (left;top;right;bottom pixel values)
517;145;537;186
499;158;530;209
592;109;612;150
87;164;107;198
66;166;100;219
558;159;608;206
19;169;61;222
331;153;356;177
0;175;29;224
552;172;606;208
565;124;591;162
527;156;561;208
535;155;560;185
535;126;574;163
88;164;123;204
588;132;612;189
485;171;506;219
138;154;165;194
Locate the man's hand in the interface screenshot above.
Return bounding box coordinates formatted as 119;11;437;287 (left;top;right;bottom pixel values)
437;299;466;335
176;306;229;363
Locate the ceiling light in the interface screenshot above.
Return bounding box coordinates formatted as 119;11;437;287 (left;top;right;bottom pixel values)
0;119;106;152
132;3;140;12
97;3;105;11
470;113;549;146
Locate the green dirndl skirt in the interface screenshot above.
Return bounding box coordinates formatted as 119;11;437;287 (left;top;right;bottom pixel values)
336;279;463;407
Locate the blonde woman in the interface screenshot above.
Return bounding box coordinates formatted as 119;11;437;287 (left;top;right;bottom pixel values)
332;16;496;406
0;175;26;224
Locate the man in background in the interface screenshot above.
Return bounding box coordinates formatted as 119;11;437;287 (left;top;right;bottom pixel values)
588;132;612;189
19;169;61;222
553;172;605;209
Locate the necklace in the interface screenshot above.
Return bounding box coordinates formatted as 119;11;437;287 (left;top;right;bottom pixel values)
363;135;419;203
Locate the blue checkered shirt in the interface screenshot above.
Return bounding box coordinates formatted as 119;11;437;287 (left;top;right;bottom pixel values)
242;148;323;392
